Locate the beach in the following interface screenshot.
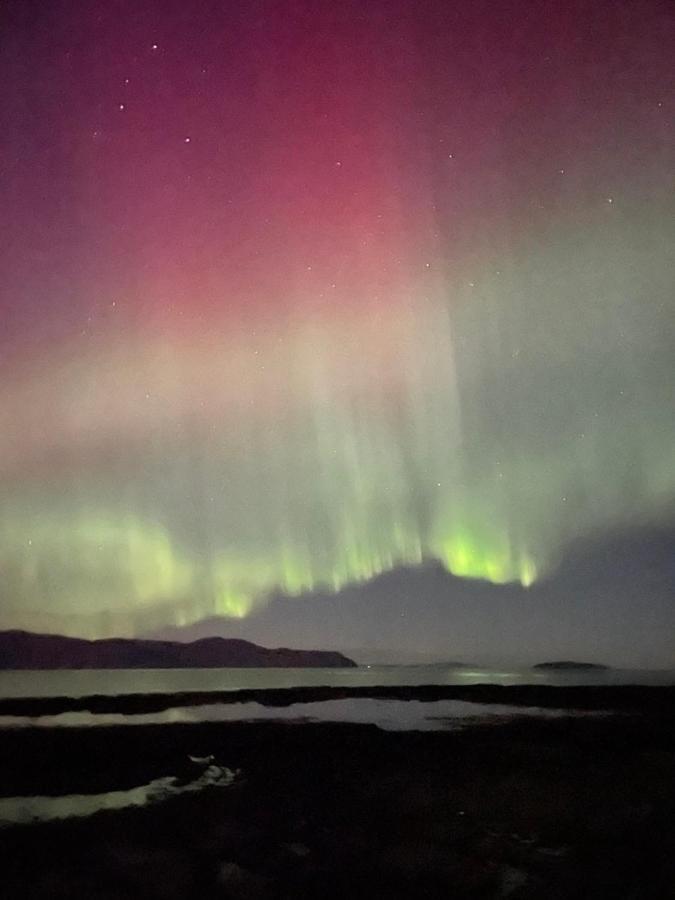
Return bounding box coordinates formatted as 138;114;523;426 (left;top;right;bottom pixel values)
1;685;674;898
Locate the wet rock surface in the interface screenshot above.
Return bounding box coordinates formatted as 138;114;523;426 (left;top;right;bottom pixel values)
0;710;674;898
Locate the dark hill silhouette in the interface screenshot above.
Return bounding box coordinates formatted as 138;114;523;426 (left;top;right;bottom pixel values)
0;630;355;670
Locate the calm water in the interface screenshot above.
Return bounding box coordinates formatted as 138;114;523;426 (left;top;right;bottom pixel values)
0;664;673;699
0;765;240;826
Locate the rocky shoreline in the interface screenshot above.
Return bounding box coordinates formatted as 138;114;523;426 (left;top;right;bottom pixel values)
1;688;674;898
1;681;674;718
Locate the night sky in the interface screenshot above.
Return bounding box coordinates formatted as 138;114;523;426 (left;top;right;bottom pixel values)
1;1;673;654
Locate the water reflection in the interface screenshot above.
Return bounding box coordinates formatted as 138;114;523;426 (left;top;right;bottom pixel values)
0;665;671;702
1;697;596;731
0;764;239;827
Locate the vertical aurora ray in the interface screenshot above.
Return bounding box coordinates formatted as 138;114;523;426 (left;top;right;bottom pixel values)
0;0;673;637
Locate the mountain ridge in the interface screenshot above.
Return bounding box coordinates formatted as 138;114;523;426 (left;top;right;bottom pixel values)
0;630;356;670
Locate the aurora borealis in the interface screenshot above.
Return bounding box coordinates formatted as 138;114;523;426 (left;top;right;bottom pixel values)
1;0;673;642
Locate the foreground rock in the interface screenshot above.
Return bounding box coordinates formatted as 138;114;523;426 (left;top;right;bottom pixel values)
0;712;674;898
0;630;356;669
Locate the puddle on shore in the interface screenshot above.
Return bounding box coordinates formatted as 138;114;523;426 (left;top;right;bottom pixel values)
0;764;239;827
0;697;603;732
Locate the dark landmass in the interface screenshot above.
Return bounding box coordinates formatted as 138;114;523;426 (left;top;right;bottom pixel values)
0;630;355;670
1;683;675;719
1;697;674;899
533;661;609;671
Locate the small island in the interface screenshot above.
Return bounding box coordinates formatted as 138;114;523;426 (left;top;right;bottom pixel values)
533;661;609;671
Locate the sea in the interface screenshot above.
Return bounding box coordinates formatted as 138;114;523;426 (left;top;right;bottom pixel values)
1;662;673;700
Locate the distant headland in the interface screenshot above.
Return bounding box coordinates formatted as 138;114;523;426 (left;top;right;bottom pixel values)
0;630;356;670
